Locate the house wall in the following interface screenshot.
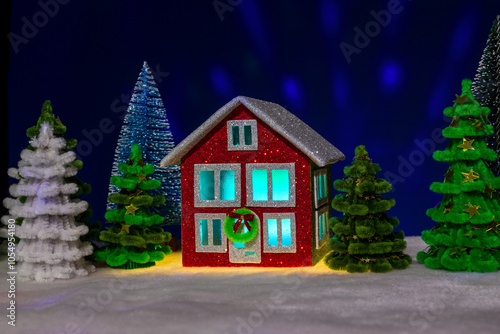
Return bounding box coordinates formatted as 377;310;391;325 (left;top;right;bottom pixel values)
180;104;312;267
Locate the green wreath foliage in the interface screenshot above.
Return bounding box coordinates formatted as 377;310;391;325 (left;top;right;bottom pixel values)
223;208;259;243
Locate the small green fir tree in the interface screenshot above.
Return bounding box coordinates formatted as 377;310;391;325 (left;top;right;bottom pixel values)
324;145;411;273
95;144;172;269
417;79;500;272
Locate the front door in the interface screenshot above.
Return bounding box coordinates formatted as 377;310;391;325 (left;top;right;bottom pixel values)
228;215;262;264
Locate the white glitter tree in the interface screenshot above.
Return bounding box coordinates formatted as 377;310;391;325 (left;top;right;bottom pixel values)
3;122;94;282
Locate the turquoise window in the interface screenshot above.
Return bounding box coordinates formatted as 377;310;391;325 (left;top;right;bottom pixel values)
281;219;292;247
316;175;321;200
266;217;293;249
272;169;289;201
252;169;268;201
232;126;240;146
244;125;253;145
219;170;235;200
247;163;294;207
200;171;215;200
267;219;278;247
195;214;227;252
321;174;328;197
320;214;325;239
316;211;329;248
212;219;222;246
316;174;327;201
200;219;209;246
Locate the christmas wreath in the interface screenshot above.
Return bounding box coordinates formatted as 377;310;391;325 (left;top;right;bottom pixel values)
223;208;259;243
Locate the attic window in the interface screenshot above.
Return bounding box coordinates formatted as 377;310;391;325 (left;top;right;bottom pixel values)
227;120;258;151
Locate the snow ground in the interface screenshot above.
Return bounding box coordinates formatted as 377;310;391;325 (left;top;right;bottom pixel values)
1;236;500;334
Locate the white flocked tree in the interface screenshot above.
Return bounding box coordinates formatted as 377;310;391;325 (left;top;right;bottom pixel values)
3;122;95;282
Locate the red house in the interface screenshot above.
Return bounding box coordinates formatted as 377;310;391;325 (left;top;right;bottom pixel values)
160;96;345;267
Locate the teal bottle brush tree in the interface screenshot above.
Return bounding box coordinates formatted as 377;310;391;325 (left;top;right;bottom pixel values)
417;79;500;272
108;62;181;226
324;145;411;273
95;143;172;269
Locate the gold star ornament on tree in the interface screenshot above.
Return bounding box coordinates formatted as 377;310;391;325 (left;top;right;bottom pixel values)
128;189;143;199
486;221;499;233
453;94;469;106
444;168;454;182
471;119;486;131
461;169;480;183
463;203;481;218
121;224;131;233
443;200;454;214
483;183;496;198
449;117;459;128
125;203;139;215
457;138;475;151
480;111;490;123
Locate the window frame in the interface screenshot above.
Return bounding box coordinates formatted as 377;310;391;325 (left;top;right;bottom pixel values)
227;119;258;151
194;213;228;253
262;213;297;253
194;163;241;207
245;163;296;207
315;205;329;249
313;168;329;208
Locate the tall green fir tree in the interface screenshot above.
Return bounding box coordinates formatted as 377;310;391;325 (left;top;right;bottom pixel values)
472;15;500;175
324;145;411;273
96;144;172;269
417;79;500;272
108;61;181;226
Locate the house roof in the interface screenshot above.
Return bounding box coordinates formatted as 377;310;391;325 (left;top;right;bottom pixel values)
160;96;345;167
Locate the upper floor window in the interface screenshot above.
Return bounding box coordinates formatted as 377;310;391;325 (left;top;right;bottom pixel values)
246;163;295;207
314;169;328;208
194;164;241;207
227;120;258;151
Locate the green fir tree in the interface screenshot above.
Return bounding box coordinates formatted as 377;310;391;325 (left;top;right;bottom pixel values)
417;79;500;272
324;145;411;273
95;144;172;269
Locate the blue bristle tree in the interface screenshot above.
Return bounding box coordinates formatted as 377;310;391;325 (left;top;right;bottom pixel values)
107;61;181;225
472;15;500;175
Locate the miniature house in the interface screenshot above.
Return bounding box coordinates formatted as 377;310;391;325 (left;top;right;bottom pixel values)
160;96;344;267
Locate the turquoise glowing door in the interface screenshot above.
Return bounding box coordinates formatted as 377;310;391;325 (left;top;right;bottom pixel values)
228;215;262;264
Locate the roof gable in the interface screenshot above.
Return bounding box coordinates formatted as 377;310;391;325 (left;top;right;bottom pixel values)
160;96;345;167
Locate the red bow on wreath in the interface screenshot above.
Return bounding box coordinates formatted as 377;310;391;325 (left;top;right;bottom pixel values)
228;212;254;233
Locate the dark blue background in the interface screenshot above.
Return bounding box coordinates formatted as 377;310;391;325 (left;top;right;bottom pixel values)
6;0;500;238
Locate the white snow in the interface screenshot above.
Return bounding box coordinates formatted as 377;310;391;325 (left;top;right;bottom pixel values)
1;236;499;334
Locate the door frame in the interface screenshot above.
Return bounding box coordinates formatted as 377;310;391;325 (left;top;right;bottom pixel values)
228;214;262;264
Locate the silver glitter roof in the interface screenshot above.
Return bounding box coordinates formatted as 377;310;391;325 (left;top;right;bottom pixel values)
160;96;345;167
